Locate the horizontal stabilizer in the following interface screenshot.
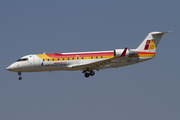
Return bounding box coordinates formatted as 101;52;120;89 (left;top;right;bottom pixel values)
152;31;173;35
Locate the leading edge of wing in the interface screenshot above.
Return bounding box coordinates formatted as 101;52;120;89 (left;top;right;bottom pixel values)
68;48;128;70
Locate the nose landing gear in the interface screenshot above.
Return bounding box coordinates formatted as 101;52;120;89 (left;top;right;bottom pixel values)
18;72;22;80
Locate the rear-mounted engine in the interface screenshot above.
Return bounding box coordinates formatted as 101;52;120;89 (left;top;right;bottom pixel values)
114;49;138;57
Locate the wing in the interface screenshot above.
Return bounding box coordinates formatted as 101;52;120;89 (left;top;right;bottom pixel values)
67;48;127;71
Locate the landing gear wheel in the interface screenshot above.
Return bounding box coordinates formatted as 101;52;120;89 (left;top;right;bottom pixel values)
19;77;22;80
90;71;95;76
18;72;21;76
18;72;22;80
85;73;90;78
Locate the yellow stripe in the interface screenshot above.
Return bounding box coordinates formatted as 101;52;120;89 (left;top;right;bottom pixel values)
37;54;114;61
139;54;155;57
103;56;113;58
37;54;50;59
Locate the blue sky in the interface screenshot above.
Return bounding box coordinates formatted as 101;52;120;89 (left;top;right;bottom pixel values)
1;0;180;120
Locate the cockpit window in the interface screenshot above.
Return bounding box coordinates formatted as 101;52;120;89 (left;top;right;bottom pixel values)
22;58;28;61
16;58;28;62
17;59;22;62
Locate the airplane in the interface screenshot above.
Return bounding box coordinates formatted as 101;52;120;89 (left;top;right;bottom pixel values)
6;31;171;80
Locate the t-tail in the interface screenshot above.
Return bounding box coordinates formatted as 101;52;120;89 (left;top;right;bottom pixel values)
136;31;171;52
132;31;172;60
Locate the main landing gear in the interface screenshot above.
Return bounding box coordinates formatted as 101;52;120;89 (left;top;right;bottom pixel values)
18;72;22;80
83;69;95;78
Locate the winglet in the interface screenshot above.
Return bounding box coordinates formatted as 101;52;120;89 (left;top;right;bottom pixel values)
119;47;127;57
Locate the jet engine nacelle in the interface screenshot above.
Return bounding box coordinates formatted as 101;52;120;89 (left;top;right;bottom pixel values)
114;49;138;57
114;49;129;57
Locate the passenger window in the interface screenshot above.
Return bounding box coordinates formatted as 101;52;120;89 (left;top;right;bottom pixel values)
48;59;49;61
63;58;64;60
58;58;59;61
52;59;54;61
43;59;45;61
82;57;84;59
72;58;74;60
91;57;93;59
96;56;98;59
101;56;103;58
68;58;69;60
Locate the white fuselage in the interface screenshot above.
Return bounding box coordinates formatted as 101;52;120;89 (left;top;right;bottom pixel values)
7;31;169;79
6;50;152;73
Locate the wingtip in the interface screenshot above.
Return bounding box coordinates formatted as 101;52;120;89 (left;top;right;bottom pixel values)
120;47;127;57
164;31;173;33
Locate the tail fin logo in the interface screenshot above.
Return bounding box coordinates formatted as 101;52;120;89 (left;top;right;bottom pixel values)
144;40;155;50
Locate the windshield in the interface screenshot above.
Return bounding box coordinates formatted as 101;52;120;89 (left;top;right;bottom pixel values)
16;58;28;62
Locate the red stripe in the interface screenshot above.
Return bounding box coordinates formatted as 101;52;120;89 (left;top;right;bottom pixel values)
137;52;155;54
46;52;114;58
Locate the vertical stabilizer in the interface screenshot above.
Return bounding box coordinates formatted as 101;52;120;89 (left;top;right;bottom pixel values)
136;31;171;52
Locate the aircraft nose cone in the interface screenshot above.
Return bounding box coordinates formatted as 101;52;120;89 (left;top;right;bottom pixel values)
6;66;12;71
6;63;20;72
